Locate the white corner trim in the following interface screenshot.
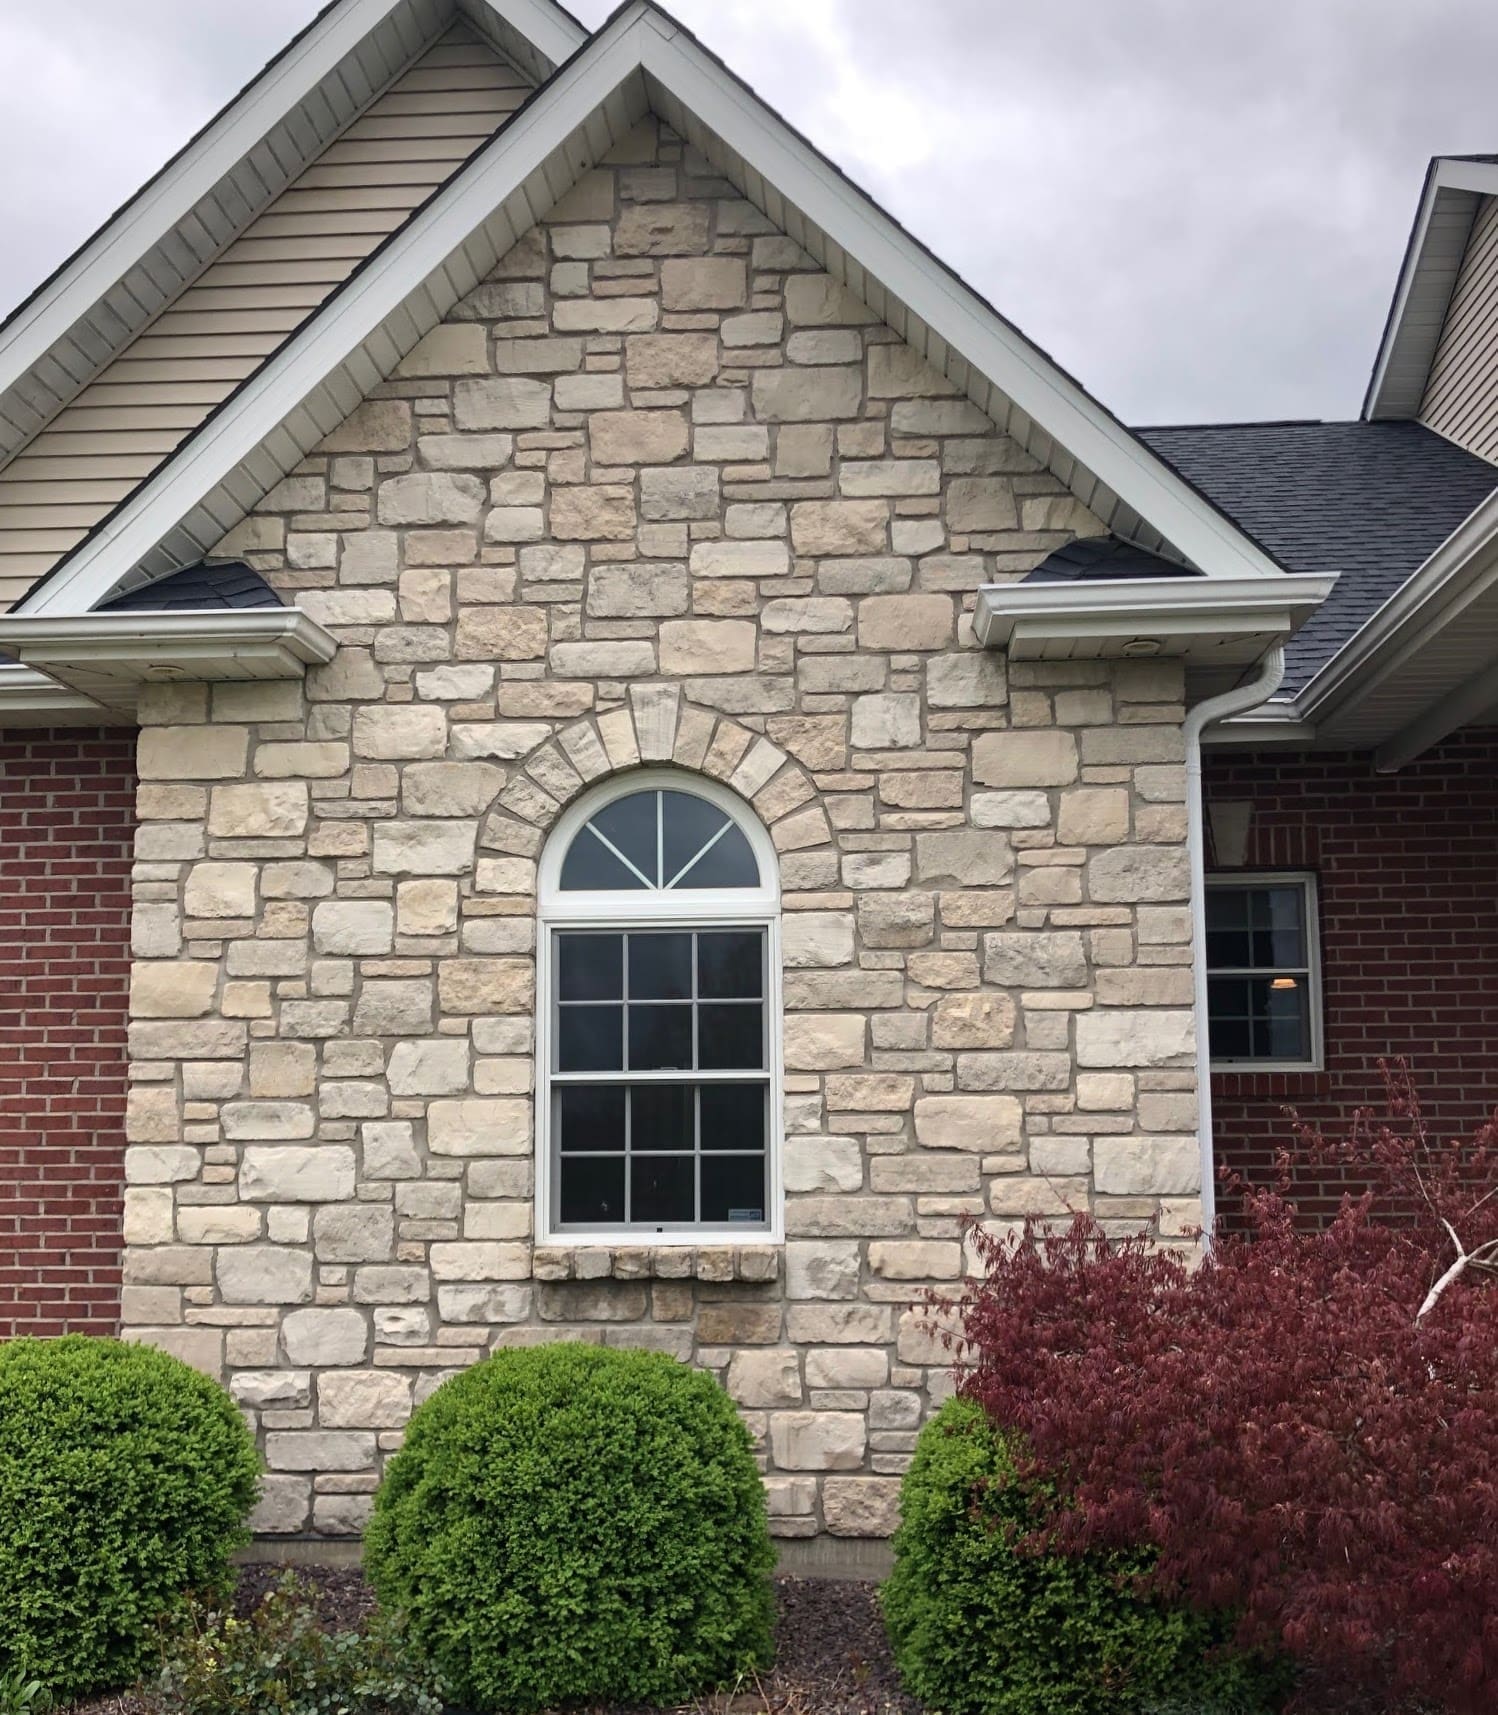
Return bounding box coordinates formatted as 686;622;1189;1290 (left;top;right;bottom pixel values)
19;13;650;621
637;25;1286;584
0;662;110;721
462;0;587;66
973;574;1334;654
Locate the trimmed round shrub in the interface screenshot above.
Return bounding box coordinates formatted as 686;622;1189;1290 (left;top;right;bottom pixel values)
365;1343;775;1712
0;1335;260;1700
882;1397;1282;1715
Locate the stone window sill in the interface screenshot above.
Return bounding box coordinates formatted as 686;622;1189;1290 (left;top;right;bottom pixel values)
532;1245;779;1283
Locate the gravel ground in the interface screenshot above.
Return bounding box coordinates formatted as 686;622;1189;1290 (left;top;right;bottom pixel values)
63;1564;921;1715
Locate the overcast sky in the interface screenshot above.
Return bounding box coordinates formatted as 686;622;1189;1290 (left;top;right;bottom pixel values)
3;0;1496;426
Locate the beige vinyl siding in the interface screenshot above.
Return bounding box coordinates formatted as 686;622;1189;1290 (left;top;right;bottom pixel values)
0;24;529;611
1420;196;1498;463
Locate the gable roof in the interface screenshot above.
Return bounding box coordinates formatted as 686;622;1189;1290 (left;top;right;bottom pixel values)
0;0;585;494
1363;155;1498;422
1137;420;1498;691
6;0;1293;620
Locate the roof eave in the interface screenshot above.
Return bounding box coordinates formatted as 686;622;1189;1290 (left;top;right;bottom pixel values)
973;574;1335;663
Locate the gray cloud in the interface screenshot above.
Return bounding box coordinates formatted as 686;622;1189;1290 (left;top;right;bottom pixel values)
3;0;1496;426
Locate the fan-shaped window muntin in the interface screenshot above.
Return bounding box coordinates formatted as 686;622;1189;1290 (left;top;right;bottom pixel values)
538;771;782;1242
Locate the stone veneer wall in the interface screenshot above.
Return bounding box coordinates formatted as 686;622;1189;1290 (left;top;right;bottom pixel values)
121;119;1200;1541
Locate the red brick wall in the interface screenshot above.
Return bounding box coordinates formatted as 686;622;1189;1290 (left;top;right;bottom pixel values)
1206;728;1498;1223
0;730;136;1335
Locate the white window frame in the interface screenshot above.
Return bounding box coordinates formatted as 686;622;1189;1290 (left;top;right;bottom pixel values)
535;768;783;1246
1205;870;1323;1073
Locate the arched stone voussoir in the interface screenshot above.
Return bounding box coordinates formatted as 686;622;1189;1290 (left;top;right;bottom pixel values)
483;686;831;855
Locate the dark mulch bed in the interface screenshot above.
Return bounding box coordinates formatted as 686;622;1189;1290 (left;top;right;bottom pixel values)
65;1563;920;1715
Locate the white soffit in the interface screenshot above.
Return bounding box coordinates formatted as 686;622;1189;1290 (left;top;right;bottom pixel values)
1363;158;1498;422
18;0;1289;620
0;0;586;468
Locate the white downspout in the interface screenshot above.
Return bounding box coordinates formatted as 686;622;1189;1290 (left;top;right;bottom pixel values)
1184;644;1286;1243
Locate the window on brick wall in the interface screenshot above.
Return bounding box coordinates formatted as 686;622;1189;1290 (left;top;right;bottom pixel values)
537;771;782;1242
1205;872;1322;1070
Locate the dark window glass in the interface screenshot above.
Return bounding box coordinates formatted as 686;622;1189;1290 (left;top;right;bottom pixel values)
698;930;762;998
556;1084;625;1154
660;790;730;885
557;1004;623;1072
557;933;623;1001
674;821;758;890
698;1003;763;1070
700;1083;764;1152
559;831;648;892
560;1156;625;1224
631;1084;694;1152
628;1004;694;1071
628;932;692;1000
1208;972;1309;1062
632;1155;695;1223
701;1154;767;1225
589;791;660;884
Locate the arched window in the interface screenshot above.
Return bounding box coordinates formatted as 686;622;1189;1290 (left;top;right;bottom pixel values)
536;770;782;1243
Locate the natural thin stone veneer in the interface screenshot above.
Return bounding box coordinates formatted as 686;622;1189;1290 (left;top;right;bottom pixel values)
122;117;1200;1543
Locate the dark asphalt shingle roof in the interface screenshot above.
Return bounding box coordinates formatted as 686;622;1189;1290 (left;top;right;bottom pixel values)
1025;535;1199;583
1135;420;1498;691
99;561;283;612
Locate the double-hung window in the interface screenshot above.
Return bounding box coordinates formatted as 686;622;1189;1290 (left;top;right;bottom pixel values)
1205;872;1321;1070
537;771;781;1242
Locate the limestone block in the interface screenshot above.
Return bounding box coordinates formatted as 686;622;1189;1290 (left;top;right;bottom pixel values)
549;641;655;677
388;1039;471;1097
727;1349;802;1408
926;651;1008;709
393;323;488;377
239;1145;356;1202
376;471;483;526
352;979;434;1037
1087;845;1191;903
660;256;746;309
123;1188;173;1245
689;539;791;578
856;593;952;651
438;958;532;1015
856;892;934;949
783;1132;864;1191
550;485;637;540
438;1284;534;1322
1075;1009;1194;1068
554;373;625;411
751;366;863;422
317;1370;413;1428
352;705;447;761
982;931;1086;988
839;458;941;497
785;1196;915;1238
931;991;1016;1048
132;903;182;959
125;1144;199;1184
177;1205;262;1244
130;961;217;1019
428;1098;531;1156
783;274;876;326
126;1088;182;1144
972;729;1078;788
453;376;551;430
311;900;394;956
640;465;719;521
402;762;505;818
590;409;689;465
372;820;478;877
129;1019;247;1060
455;605;549;661
769;1412;866;1471
867;1240;963;1280
784;1241;860;1302
553;297;659;333
913;1094;1023;1153
264;1432;376;1473
216;1246;313;1305
850;692;920;750
914;830;1014;886
970;790;1051;829
1094;1136;1201;1196
822;1476;902;1537
222;1102;315;1141
313;1203;396;1264
320;399;411;453
947;476;1018;531
362;1122;421;1179
251;1475;311;1534
614;201;710;255
804;1348;888;1389
659;619;756;674
207;782;308;839
867;343;956;398
1058;787;1130;845
626;332;719;386
232;1370;311;1408
791;500;887;556
281;1306;369;1366
781;911;855;968
183;862;256;918
137;725;248;781
418;431;515;470
785;1304;892;1344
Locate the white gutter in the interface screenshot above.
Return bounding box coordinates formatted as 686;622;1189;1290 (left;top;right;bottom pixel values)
1184;644;1286;1241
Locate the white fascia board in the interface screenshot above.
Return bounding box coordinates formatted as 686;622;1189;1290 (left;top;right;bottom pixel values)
1202;709;1317;748
1295;487;1498;725
0;0;407;399
461;0;587;68
19;15;651;620
1363;157;1498;421
634;16;1283;583
974;575;1334;654
0;610;337;672
0;663;111;723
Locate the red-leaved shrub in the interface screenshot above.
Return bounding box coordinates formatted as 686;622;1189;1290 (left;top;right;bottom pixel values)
954;1069;1498;1714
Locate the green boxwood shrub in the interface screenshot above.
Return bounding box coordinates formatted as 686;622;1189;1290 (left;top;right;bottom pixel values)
365;1343;775;1712
0;1335;260;1702
882;1397;1282;1715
